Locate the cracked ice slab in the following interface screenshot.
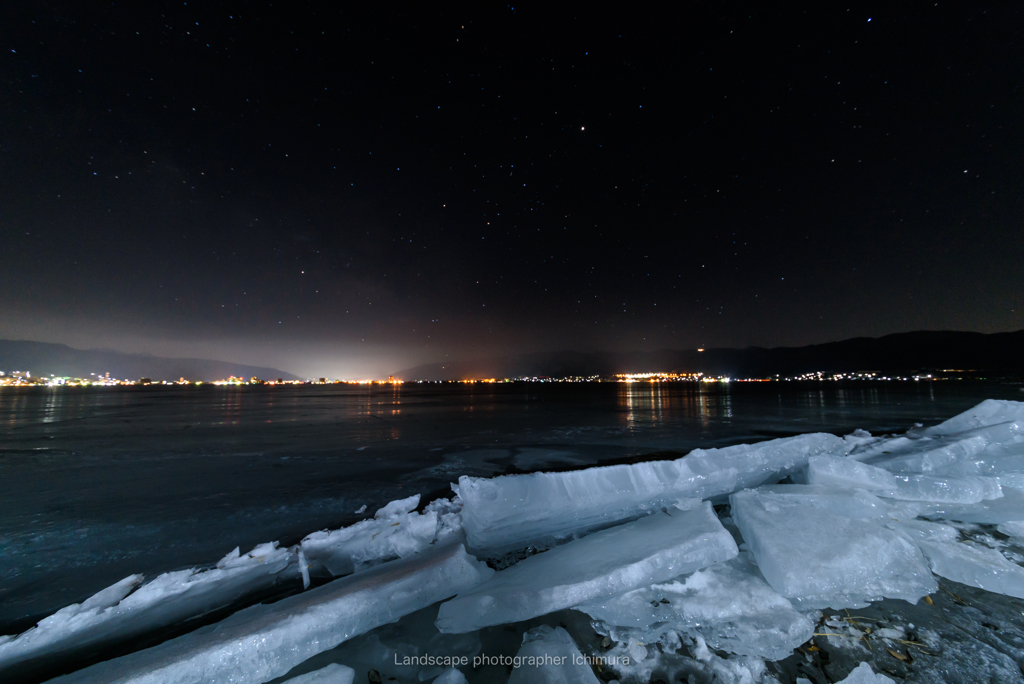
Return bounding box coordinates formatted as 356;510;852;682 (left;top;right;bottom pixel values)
579;552;815;661
0;542;295;678
458;433;851;555
52;542;491;684
807;455;1003;504
730;489;936;609
435;501;737;634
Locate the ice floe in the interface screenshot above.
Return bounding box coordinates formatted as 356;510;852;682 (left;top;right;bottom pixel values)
506;626;600;684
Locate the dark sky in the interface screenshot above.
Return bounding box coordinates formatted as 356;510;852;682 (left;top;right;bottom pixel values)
2;3;1022;377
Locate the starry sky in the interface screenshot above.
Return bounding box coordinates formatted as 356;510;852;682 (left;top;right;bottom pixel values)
2;3;1022;378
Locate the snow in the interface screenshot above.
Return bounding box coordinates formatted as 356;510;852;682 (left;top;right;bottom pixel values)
506;626;600;684
287;663;355;684
730;488;936;608
436;501;738;633
579;552;815;660
458;433;851;554
0;542;295;674
51;542;491;684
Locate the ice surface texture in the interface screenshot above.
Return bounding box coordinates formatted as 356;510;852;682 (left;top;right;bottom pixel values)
730;489;936;609
458;433;850;554
579;552;815;660
287;663;355;684
808;455;1003;504
52;542;491;684
436;501;738;633
0;542;294;676
835;662;895;683
506;626;600;684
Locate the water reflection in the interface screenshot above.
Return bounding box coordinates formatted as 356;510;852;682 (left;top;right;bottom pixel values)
618;382;735;431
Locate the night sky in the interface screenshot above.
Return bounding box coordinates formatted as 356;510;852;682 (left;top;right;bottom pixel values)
2;3;1022;378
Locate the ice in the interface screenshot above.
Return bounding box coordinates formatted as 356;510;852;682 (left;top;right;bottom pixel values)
730;489;936;608
807;455;1003;504
689;635;768;684
506;626;600;684
915;538;1024;598
757;484;905;519
998;520;1024;540
52;542;491;684
436;501;738;633
914;485;1024;523
287;663;355;684
925;399;1024;435
835;662;895;684
458;433;851;554
890;518;960;543
300;495;440;576
579;552;815;660
431;668;468;684
0;542;295;676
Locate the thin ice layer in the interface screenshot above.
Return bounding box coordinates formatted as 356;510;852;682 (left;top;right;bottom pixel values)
807;455;1002;504
506;626;600;684
916;539;1024;599
0;542;295;676
579;553;815;660
436;502;738;633
730;489;936;609
301;495;439;576
52;542;491;684
458;433;850;554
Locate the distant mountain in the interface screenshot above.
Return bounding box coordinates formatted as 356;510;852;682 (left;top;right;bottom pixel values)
0;340;299;382
395;330;1024;380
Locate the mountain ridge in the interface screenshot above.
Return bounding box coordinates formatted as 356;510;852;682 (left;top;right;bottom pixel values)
395;330;1024;380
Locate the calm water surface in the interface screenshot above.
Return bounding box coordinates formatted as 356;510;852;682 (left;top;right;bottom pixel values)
1;380;1021;630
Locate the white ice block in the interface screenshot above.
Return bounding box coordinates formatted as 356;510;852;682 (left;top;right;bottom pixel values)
432;668;469;684
579;553;814;660
301;495;440;576
436;502;738;633
925;399;1024;436
459;433;851;554
998;520;1024;540
287;663;355;684
807;456;1002;504
506;626;600;684
914;485;1024;524
836;662;895;684
52;542;492;684
730;489;936;609
0;542;295;675
757;485;902;520
916;539;1024;599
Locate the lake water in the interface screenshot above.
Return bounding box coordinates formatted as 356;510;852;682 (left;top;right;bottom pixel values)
2;380;1022;633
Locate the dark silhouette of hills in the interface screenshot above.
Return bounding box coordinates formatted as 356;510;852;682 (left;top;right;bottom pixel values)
396;330;1024;380
0;340;299;381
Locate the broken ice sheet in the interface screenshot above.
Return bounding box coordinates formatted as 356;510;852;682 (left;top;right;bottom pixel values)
807;455;1003;504
286;663;355;684
0;542;295;677
915;537;1024;599
458;433;851;554
730;488;936;609
51;542;491;684
506;625;600;684
579;552;815;660
436;501;738;633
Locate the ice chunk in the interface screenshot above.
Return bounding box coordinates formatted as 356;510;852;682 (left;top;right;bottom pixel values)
459;433;851;554
889;519;960;543
916;538;1024;598
431;668;468;684
0;543;295;676
579;553;814;660
915;485;1024;523
301;495;439;576
436;502;738;633
287;663;355;684
730;489;936;608
506;626;600;684
52;542;491;684
807;455;1002;504
836;662;895;684
998;520;1024;540
925;399;1024;435
424;495;465;543
757;485;901;520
